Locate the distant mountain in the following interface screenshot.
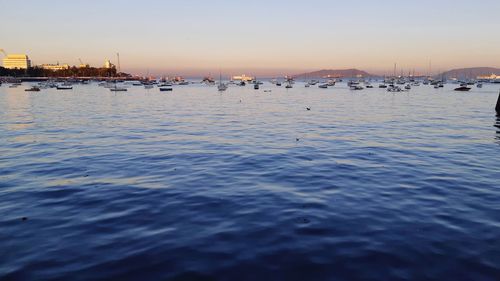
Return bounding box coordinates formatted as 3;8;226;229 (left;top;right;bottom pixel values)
293;69;374;79
439;67;500;79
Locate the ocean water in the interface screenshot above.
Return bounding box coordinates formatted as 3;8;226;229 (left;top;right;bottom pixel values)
1;81;500;280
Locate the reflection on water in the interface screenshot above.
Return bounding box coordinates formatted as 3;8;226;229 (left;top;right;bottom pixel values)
1;89;34;131
1;82;500;280
495;114;500;143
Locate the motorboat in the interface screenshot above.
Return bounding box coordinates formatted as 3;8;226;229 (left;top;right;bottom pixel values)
405;84;411;90
56;85;73;90
110;87;127;92
318;84;328;89
454;86;471;91
477;83;483;88
350;85;364;90
387;86;402;92
254;83;259;90
379;84;387;88
347;80;359;87
160;87;173;92
25;86;41;92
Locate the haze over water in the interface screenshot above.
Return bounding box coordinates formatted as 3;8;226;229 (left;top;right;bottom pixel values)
1;82;500;280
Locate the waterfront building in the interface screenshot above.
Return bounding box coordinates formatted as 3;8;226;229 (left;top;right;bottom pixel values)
232;74;254;81
41;63;70;71
477;73;500;80
2;54;31;69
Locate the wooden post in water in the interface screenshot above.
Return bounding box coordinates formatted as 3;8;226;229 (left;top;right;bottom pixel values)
497;90;500;114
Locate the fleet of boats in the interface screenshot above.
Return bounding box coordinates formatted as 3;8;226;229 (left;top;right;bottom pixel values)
0;75;495;94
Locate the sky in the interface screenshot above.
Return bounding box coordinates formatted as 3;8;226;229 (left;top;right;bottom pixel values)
1;0;499;76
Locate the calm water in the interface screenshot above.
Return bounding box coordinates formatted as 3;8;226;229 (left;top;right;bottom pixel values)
1;81;500;280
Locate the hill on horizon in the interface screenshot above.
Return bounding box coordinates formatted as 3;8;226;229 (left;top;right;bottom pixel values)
439;67;500;79
293;69;374;79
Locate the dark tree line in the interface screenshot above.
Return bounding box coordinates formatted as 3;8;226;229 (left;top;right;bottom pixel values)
0;66;124;77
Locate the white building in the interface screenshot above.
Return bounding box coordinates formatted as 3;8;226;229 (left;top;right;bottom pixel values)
104;59;115;69
232;74;254;81
477;73;500;80
3;54;31;69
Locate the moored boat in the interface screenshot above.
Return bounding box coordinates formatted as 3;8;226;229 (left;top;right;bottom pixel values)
56;85;73;90
454;86;471;91
25;86;41;92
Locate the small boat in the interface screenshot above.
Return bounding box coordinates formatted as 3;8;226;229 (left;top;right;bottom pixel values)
218;83;227;91
350;85;364;90
159;87;173;92
477;83;483;88
379;84;387;88
110;87;127;92
305;83;310;88
365;83;374;88
276;82;282;86
144;84;154;89
110;86;127;92
454;86;471;91
158;83;173;87
217;72;227;92
347;80;359;87
110;82;127;92
56;85;73;90
405;84;411;90
387;86;402;92
254;83;259;90
25;86;41;92
285;82;293;89
318;84;328;89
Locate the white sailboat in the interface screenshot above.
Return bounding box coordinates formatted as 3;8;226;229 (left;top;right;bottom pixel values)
218;72;227;92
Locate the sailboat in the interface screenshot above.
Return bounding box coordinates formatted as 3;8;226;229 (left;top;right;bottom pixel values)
218;72;227;92
110;81;127;92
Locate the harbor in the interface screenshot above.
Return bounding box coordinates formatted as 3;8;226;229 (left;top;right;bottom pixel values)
2;0;500;280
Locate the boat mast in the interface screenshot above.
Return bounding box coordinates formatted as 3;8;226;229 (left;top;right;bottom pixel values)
116;52;121;74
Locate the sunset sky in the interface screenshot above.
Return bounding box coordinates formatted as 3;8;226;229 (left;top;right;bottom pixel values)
1;0;499;76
